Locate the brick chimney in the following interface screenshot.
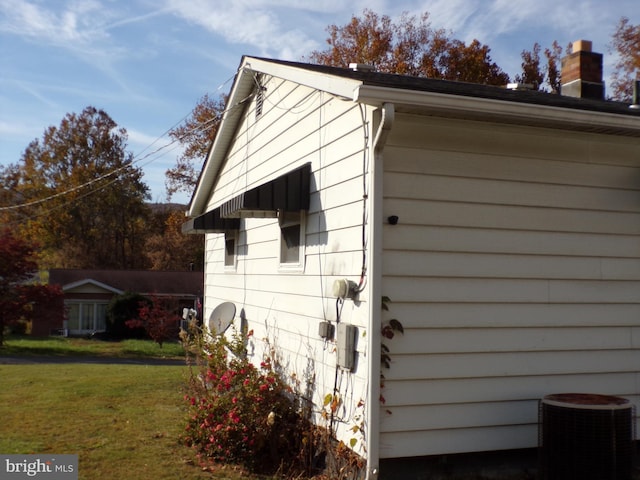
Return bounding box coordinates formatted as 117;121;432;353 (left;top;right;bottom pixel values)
560;40;604;100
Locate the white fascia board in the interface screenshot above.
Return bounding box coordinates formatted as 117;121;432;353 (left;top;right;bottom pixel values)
241;57;362;100
188;62;255;217
63;279;123;295
354;85;640;135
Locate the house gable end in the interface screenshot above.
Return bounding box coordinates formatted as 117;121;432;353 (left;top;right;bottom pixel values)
187;56;362;218
62;279;123;295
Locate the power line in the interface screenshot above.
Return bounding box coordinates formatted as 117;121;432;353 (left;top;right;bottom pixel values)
0;71;242;213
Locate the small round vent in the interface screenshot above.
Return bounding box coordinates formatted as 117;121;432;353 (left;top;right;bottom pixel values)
539;393;634;480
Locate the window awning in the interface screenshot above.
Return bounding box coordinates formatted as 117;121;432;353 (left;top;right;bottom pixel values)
181;208;240;234
182;163;311;234
220;163;311;218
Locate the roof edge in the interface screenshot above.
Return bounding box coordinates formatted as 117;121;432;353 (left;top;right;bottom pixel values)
355;84;640;136
188;58;250;217
188;57;640;216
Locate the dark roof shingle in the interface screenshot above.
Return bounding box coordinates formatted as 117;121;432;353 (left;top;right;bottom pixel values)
49;269;204;296
251;56;640;117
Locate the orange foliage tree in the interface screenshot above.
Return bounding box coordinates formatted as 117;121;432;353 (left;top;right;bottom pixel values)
516;41;567;93
145;208;204;271
610;16;640;102
166;94;226;200
1;106;150;270
308;9;510;86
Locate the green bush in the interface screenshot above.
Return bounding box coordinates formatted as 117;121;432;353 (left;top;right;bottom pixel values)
106;292;149;339
7;320;28;335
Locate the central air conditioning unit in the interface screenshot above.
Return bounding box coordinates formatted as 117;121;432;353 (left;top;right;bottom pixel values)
539;393;634;480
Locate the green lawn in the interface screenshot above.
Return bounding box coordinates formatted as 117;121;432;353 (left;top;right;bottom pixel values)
0;337;268;480
0;335;185;359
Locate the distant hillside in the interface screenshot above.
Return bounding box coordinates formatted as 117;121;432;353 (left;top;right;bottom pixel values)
147;202;188;213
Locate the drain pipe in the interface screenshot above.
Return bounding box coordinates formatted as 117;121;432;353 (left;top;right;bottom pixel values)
366;102;394;480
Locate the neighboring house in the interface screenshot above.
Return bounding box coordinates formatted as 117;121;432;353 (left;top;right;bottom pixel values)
183;41;640;479
48;269;204;336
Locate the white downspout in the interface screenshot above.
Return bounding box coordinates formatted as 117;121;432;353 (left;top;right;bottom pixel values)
366;102;394;480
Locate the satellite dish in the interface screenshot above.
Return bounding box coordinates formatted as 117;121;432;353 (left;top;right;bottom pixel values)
207;302;236;335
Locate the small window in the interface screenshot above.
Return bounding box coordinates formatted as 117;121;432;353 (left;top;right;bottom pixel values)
224;231;236;268
279;210;305;268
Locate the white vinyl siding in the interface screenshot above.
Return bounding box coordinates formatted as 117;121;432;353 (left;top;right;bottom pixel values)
202;76;374;448
379;113;640;458
197;65;640;463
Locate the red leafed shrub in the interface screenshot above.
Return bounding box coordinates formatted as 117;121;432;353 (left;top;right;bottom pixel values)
126;295;179;348
0;228;64;344
182;328;312;475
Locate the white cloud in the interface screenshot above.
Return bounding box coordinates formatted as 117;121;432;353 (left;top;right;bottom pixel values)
0;0;108;45
0;120;34;137
163;1;274;42
125;127;190;202
410;0;634;84
162;0;320;59
0;0;161;97
126;129;184;173
102;5;170;30
420;0;551;44
411;0;629;49
127;128;170;149
415;0;474;34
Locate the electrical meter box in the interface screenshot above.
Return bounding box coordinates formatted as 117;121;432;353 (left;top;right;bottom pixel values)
318;321;335;340
337;323;357;371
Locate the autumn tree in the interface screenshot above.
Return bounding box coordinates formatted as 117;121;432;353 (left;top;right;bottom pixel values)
0;228;35;345
0;163;24;228
166;94;226;200
309;9;396;72
544;41;566;94
308;9;510;86
1;106;151;270
515;42;544;89
145;207;204;271
521;17;639;100
429;38;510;85
0;228;64;346
609;16;640;102
515;41;566;93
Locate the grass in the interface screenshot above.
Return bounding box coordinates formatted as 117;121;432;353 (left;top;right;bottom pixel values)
0;335;185;359
0;336;270;480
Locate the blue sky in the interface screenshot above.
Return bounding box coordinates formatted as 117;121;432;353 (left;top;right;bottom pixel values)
1;0;637;204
